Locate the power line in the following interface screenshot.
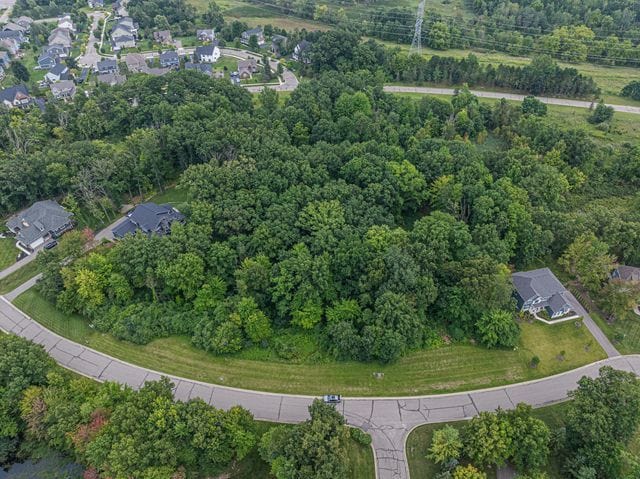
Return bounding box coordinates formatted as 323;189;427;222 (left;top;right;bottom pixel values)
410;0;425;55
239;0;640;64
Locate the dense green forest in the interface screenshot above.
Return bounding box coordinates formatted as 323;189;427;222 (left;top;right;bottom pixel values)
0;38;631;365
0;335;358;478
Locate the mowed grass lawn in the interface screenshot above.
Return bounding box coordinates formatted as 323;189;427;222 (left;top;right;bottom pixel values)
0;260;41;294
0;237;16;271
14;289;605;396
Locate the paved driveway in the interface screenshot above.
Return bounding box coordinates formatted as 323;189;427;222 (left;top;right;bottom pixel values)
0;295;638;479
0;0;16;23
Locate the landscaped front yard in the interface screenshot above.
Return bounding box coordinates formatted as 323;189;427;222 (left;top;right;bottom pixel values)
14;288;606;396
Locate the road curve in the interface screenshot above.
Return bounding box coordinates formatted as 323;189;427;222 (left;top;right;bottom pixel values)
1;295;639;479
383;86;640;115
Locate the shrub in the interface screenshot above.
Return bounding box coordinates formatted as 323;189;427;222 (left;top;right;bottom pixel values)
349;427;372;446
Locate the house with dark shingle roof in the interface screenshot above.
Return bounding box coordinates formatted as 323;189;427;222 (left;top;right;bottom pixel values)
0;84;32;109
0;51;10;67
241;27;265;46
512;268;573;319
159;50;179;68
185;61;212;76
45;62;70;83
112;202;184;239
292;39;312;64
611;265;640;282
6;200;74;253
153;30;172;45
97;58;117;74
194;42;220;63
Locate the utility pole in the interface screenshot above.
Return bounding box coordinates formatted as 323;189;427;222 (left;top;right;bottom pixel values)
410;0;425;55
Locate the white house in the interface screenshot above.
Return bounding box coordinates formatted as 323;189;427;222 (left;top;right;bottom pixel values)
194;43;220;63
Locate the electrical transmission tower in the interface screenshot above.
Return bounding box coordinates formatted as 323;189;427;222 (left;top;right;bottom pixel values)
410;0;426;55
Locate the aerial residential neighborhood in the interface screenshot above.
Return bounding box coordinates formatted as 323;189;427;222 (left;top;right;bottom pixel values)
2;0;640;478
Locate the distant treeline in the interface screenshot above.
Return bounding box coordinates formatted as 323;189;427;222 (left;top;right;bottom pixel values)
388;53;601;97
305;31;601;98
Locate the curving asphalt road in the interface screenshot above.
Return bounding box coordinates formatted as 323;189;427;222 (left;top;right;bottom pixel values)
1;292;638;478
382;86;640;115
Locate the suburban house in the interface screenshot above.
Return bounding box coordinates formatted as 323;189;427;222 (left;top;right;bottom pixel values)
112;202;184;239
45;63;70;83
0;38;20;55
196;29;215;42
611;265;640;282
88;0;104;8
0;51;10;67
113;0;128;18
512;268;573;319
2;22;28;34
38;53;57;70
57;14;76;33
125;53;149;73
48;28;73;48
153;30;172;45
241;27;265;46
185;61;212;76
194;43;220;63
14;16;34;30
0;84;32;109
97;58;117;74
112;35;136;50
237;58;258;79
159;50;179;68
292;40;312;64
0;30;26;48
50;80;76;100
271;34;287;56
0;66;5;81
96;72;126;86
44;44;70;58
5;200;74;254
111;17;137;50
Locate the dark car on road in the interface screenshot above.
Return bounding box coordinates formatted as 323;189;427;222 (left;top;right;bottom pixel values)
44;240;58;250
323;394;341;404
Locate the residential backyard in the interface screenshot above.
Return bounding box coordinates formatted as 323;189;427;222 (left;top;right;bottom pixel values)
13;288;606;396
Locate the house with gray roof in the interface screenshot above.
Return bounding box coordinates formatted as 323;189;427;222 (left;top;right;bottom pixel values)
292;39;312;64
97;58;117;74
512;268;573;319
45;62;70;83
153;30;172;45
197;29;215;42
159;50;179;68
185;61;212;76
96;72;126;86
38;53;58;70
0;84;32;109
112;202;184;239
51;80;76;100
241;27;265;46
611;265;640;282
6;200;74;253
194;43;220;63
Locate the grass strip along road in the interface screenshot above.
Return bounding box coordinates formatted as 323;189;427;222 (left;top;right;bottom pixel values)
14;288;605;396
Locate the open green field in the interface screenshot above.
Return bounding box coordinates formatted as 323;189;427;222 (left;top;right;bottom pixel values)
222;421;374;478
14;288;605;396
0;260;40;294
147;185;189;204
0;237;16;271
